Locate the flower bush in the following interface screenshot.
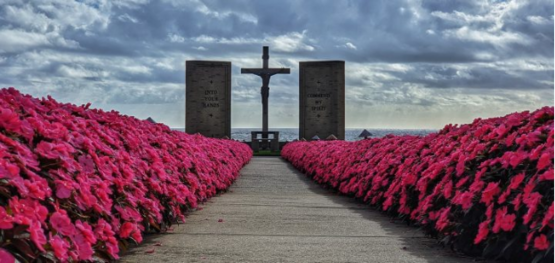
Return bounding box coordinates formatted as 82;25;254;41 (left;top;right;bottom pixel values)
0;88;252;262
282;107;553;262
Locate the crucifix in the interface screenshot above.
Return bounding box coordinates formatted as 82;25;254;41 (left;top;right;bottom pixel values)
241;46;290;140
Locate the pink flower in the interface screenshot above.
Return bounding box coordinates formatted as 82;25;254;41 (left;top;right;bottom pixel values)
72;230;94;261
29;221;46;252
35;141;75;160
455;157;466;176
115;205;142;222
94;218;115;241
529;145;544;160
534;234;549;250
24;179;50;200
106;237;120;259
75;220;97;244
0;159;20;180
0;108;22;133
0;248;15;263
9;198;48;225
54;180;73;199
49;234;70;261
50;211;75;236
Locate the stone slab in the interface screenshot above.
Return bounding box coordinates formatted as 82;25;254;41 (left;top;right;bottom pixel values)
185;61;231;138
299;61;345;140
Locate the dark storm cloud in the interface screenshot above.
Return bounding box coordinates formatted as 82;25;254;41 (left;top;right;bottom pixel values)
0;0;552;128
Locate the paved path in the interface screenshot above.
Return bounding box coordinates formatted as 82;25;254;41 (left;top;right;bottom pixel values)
122;157;475;263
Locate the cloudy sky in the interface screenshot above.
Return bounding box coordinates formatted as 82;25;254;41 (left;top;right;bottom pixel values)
1;0;553;129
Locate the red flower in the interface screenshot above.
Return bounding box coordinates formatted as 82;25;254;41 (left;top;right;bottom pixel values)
534;234;549;250
523;193;542;224
435;208;451;231
537;152;552;170
455;191;474;210
492;207;516;233
442;181;453;199
481;182;500;206
538;168;554;181
485;204;494;219
541;202;554;230
509;173;525;190
512;194;523;210
474;220;490;244
509;151;527;168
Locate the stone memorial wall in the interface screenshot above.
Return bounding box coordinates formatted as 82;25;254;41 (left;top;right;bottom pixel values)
299;61;345;140
185;61;231;138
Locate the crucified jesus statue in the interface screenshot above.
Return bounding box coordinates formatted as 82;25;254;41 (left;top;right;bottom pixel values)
241;46;291;138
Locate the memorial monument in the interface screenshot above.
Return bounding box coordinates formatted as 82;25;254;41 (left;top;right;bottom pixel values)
241;46;290;151
299;61;345;140
185;61;231;138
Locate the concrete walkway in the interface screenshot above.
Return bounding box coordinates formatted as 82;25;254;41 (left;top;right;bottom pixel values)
122;157;475;263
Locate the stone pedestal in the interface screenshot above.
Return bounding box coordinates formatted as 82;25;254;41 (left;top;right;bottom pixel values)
185;61;231;138
299;61;345;140
251;131;280;152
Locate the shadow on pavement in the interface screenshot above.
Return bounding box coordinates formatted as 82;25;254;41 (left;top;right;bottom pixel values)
279;157;489;263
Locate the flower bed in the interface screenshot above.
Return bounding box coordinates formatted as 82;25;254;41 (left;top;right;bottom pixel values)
282;108;553;262
0;88;252;262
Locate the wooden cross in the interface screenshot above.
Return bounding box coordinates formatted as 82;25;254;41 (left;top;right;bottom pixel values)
241;46;290;136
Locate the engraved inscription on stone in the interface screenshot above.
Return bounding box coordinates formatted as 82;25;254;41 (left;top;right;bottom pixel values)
299;61;345;140
185;61;231;138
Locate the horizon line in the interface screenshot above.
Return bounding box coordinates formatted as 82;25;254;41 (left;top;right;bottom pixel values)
170;127;440;130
